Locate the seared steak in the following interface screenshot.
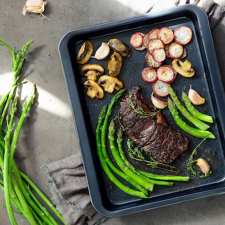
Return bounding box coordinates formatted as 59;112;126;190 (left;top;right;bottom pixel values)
119;87;189;163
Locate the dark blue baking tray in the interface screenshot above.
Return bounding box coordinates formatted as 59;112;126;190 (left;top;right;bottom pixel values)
59;5;225;217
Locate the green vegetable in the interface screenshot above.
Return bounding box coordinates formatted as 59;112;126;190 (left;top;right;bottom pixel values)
116;129;174;186
109;120;155;190
182;92;213;123
96;105;147;198
0;38;66;225
168;87;209;131
168;98;215;139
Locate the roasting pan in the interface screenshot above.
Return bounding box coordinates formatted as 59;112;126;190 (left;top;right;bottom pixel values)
59;5;225;216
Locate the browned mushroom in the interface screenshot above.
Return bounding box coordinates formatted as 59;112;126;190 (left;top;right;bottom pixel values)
107;52;123;76
76;41;93;64
84;80;104;99
98;75;123;93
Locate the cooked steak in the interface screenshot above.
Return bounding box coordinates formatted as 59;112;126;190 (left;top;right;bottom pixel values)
119;87;189;163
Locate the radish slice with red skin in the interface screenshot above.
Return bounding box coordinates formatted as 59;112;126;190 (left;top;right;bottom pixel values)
143;34;149;48
181;48;187;59
165;45;171;58
148;29;160;40
151;93;168;109
148;39;164;53
135;46;146;51
158;27;174;44
157;66;175;83
146;53;162;68
168;42;184;58
142;67;157;83
152;80;170;97
130;32;144;48
152;48;166;63
174;26;193;45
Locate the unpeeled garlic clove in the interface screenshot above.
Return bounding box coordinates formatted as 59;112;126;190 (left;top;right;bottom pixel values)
23;0;47;16
196;158;210;176
93;42;110;60
188;88;205;105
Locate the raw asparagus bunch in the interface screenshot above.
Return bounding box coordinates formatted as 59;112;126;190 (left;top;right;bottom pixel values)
0;39;65;225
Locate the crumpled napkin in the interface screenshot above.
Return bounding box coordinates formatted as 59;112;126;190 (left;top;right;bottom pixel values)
44;1;225;225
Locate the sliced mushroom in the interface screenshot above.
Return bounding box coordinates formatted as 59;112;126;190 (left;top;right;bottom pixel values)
172;59;195;78
84;80;104;99
93;42;110;60
108;52;123;76
108;39;130;57
81;64;104;75
84;70;99;81
98;75;123;93
76;41;93;64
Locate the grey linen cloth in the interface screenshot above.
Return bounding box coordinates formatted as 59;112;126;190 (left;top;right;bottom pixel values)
44;1;225;225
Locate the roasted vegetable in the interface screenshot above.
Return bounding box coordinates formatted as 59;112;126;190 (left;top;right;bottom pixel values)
168;87;209;131
168;98;215;139
76;41;93;64
107;52;123;76
81;63;104;74
93;42;110;60
182;92;213;123
174;26;192;45
188;88;205;105
152;80;170;97
84;70;99;81
172;59;195;78
98;75;123;93
196;158;211;176
141;67;157;83
130;32;144;48
108;39;130;57
151;93;168;109
158;27;174;44
84;80;104;99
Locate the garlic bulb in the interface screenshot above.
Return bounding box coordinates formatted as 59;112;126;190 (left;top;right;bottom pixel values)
188;88;205;105
196;158;210;176
22;0;47;16
93;42;110;60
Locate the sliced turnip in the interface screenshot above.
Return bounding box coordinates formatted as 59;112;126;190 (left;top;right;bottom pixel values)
148;39;164;53
151;93;168;109
146;53;162;68
157;66;176;83
152;48;166;63
174;26;193;45
152;80;170;97
168;42;183;58
142;67;157;83
158;27;174;44
130;32;144;48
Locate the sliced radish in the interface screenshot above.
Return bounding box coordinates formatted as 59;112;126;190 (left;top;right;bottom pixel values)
158;27;174;44
181;48;187;59
148;29;160;40
152;80;170;97
174;26;193;45
146;53;162;68
143;33;150;48
130;32;144;48
168;42;183;58
142;67;157;83
151;93;168;109
148;39;164;53
134;46;146;51
152;48;166;63
157;66;175;83
165;45;171;58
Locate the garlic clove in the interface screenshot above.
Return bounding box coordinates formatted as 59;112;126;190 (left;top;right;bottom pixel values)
23;0;47;15
94;42;110;60
196;158;210;176
151;93;168;109
188;88;205;105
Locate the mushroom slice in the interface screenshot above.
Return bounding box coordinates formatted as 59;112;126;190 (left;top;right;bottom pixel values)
98;75;123;93
76;41;94;64
84;80;104;99
108;39;130;57
172;59;195;78
108;52;123;76
81;64;104;75
84;70;99;81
